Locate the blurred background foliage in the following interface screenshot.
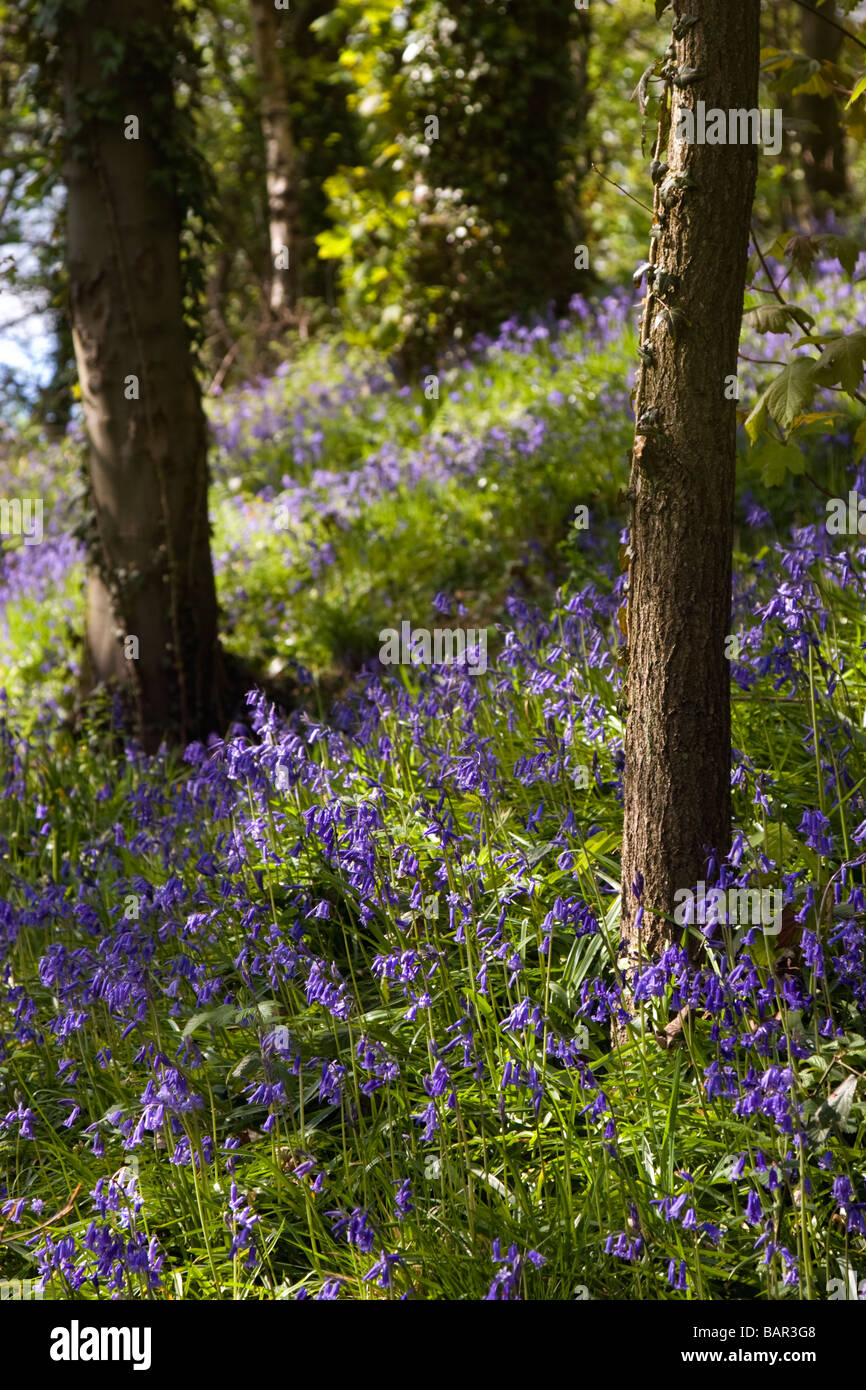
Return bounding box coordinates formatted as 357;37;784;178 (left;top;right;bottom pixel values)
1;0;866;417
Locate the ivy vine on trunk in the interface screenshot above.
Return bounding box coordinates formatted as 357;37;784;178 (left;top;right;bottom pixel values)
61;0;225;751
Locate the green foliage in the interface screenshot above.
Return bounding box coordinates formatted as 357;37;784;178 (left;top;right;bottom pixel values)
740;228;866;487
208;322;634;677
189;0;360;375
315;0;589;366
3;294;866;1298
1;0;218;373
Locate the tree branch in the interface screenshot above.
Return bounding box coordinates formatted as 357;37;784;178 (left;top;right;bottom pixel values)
790;0;866;53
590;163;654;215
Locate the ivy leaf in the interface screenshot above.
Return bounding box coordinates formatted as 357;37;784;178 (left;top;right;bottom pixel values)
745;359;819;442
814;329;866;394
652;306;689;341
672;65;702;88
672;16;699;40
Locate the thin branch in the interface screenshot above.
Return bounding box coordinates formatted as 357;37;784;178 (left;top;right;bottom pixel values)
208;339;240;396
590;163;654;215
0;310;48;332
823;382;866;408
751;225;788;306
790;0;866;53
804;470;836;499
738;354;788;365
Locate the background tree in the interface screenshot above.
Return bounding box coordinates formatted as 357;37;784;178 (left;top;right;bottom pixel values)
620;0;761;961
248;0;302;321
190;0;356;384
800;0;850;207
317;0;591;370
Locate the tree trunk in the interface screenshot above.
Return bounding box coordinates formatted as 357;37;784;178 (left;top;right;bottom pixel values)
248;0;301;317
620;0;760;965
62;0;225;752
800;0;848;208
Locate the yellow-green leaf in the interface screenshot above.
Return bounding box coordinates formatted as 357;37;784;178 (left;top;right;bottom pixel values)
846;73;866;108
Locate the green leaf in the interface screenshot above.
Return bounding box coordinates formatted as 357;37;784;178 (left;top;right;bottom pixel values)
817;234;861;276
754;437;805;487
765;358;820;432
784;233;819;280
815;329;866;394
827;1074;858;1129
745;358;819;441
791;67;833;99
846;73;866;108
806;1075;859;1145
746;303;815;335
316;228;353;260
662;1051;682;1192
182;1004;239;1037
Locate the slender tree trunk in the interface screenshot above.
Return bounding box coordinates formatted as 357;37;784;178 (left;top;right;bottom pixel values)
249;0;301;317
62;0;225;752
800;0;848;208
620;0;760;965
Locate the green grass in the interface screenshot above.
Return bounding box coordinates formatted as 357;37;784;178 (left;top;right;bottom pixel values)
1;299;865;1300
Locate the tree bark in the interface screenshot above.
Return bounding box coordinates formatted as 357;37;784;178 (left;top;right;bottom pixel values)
248;0;301;316
62;0;225;752
620;0;760;964
800;0;849;207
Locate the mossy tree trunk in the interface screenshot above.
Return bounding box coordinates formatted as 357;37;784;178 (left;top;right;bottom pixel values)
62;0;225;751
